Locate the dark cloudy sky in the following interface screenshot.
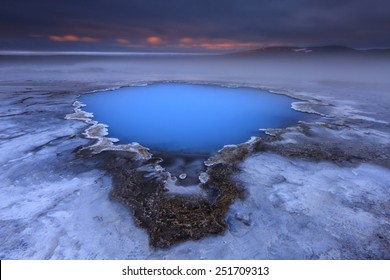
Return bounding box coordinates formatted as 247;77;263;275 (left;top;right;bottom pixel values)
1;0;390;52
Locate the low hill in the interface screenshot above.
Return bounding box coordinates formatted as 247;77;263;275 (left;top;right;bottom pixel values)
226;45;390;57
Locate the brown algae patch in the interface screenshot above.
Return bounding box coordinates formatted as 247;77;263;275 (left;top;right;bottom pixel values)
97;150;244;248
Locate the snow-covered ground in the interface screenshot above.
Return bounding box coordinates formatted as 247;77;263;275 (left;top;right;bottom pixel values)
0;54;389;259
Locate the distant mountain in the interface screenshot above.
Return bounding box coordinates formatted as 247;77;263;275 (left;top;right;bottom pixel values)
226;45;390;57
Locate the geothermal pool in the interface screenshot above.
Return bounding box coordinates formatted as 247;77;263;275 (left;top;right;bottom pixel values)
80;83;306;154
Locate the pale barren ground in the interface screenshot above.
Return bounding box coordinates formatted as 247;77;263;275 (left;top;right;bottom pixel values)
0;54;389;259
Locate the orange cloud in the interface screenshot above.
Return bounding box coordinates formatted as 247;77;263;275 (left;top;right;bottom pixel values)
179;37;193;44
116;38;130;44
48;35;98;43
147;36;162;44
198;42;260;50
177;37;263;50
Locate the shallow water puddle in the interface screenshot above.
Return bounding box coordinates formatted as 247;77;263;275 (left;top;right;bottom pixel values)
80;83;305;154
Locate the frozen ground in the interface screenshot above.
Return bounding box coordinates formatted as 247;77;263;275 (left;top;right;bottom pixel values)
0;54;389;259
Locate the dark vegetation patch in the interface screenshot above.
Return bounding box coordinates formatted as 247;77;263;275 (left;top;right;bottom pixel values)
95;151;244;248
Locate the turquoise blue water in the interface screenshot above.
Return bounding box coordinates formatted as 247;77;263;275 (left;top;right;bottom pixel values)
80;83;306;154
